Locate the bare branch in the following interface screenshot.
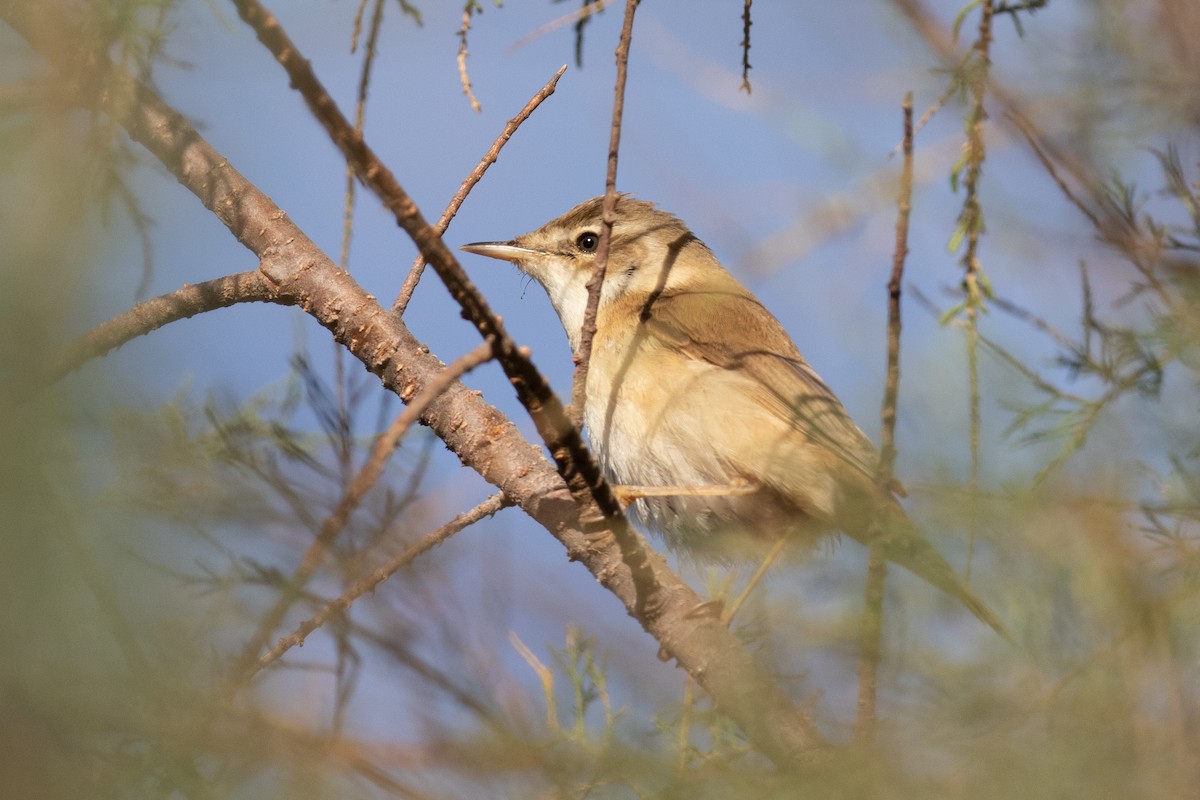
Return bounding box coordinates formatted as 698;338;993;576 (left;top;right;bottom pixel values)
51;271;272;381
880;91;914;484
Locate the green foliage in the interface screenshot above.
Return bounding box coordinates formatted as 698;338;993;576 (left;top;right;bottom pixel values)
553;0;604;68
951;0;982;43
997;158;1198;494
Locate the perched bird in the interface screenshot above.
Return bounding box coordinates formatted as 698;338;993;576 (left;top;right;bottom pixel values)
462;196;1008;638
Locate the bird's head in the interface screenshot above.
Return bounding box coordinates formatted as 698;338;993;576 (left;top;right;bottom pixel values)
461;195;718;350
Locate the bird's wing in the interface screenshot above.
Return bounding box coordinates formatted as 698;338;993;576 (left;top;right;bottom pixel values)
639;287;882;484
630;286;1010;639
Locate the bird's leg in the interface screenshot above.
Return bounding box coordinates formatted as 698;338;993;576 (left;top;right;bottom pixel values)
719;531;793;627
684;572;736;622
610;478;758;507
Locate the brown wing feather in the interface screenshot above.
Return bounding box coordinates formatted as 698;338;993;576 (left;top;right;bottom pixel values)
640;287;882;484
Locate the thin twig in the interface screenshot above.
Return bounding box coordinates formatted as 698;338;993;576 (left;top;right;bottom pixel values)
569;0;638;430
340;0;386;271
51;271;272;381
889;0;1143;299
889;0;1098;208
678;677;695;772
909;284;1088;405
855;92;913;746
989;291;1078;352
393;64;567;314
879;91;914;484
1009;116;1176;313
457;2;482;113
349;0;369;52
1005;110;1103;232
739;0;753;94
110;175;156;300
232;339;496;683
250;493;509;678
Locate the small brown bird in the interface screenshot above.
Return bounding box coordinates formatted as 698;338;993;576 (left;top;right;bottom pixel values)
462;196;1008;638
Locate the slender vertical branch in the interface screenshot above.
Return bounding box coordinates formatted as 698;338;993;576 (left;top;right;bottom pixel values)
965;328;981;578
880;92;914;482
457;1;482;113
569;0;639;430
856;92;914;746
962;0;994;581
341;0;385;271
854;548;887;743
739;0;753;94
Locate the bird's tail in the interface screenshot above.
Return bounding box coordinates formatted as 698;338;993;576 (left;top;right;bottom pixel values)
868;508;1012;642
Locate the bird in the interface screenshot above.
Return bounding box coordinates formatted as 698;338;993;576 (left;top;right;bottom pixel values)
461;195;1009;639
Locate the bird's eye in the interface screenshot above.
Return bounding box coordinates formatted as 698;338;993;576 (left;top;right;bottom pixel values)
576;232;599;253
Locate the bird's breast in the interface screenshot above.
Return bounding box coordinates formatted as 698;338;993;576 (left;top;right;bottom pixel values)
583;330;721;487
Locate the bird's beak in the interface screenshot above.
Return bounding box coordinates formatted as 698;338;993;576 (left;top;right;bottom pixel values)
459;241;538;263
